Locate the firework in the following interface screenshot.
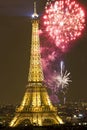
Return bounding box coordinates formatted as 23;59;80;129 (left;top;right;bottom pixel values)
55;61;71;89
42;0;85;51
54;61;72;104
57;70;71;88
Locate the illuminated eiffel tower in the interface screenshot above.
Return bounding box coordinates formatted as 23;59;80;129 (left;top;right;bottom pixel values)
9;1;63;127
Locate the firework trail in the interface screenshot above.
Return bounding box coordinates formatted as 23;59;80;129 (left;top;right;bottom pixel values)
56;61;72;89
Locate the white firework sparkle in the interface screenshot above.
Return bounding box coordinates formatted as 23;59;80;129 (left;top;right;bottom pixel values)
57;70;71;89
54;61;72;89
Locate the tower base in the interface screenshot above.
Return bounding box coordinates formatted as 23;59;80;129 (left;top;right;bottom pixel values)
9;111;63;127
9;83;63;127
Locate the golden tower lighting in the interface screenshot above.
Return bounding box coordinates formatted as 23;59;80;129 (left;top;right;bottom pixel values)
9;1;63;127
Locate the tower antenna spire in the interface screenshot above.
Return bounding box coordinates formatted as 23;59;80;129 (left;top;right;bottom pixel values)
32;1;39;18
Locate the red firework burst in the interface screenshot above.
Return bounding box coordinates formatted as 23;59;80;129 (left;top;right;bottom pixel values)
42;0;85;51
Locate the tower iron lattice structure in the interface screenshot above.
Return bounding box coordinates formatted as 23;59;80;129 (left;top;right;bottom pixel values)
9;2;63;127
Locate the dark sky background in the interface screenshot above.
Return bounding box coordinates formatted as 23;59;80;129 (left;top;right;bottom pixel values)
0;0;87;105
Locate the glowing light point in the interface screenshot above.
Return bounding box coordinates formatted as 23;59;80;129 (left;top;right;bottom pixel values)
32;1;39;18
60;21;64;26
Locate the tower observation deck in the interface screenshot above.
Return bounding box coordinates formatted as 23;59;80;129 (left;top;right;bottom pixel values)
9;1;63;127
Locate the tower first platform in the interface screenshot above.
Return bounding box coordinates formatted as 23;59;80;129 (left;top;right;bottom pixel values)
9;1;63;127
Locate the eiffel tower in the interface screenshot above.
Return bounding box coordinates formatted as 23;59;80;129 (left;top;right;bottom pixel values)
9;1;63;127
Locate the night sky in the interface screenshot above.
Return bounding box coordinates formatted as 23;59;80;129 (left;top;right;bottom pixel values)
0;0;87;105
